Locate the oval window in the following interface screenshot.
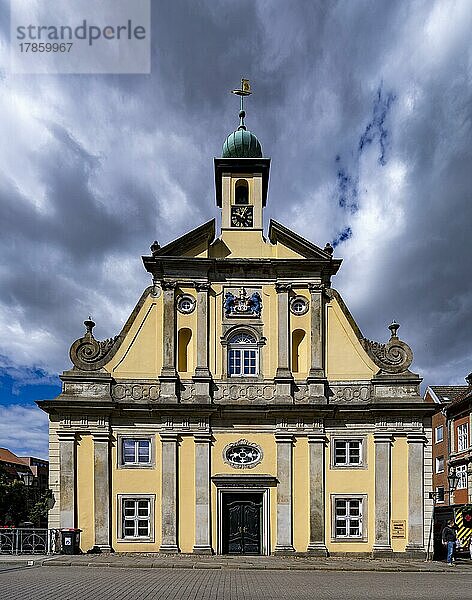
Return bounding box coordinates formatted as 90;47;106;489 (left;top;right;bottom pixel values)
224;440;262;468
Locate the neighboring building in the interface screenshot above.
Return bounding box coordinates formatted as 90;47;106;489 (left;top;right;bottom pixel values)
425;386;467;506
0;447;49;491
38;84;435;557
447;377;472;506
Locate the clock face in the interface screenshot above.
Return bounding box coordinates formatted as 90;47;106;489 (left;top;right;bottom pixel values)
231;206;253;227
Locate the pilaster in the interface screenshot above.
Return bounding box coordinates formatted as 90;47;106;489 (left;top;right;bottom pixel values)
306;433;328;555
405;433;427;557
160;280;179;402
306;284;328;403
192;282;212;404
159;432;180;553
192;433;212;554
92;431;112;552
372;433;394;556
274;434;295;554
274;283;293;403
57;430;76;529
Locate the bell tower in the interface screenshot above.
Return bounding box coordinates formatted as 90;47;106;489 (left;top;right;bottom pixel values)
215;79;270;233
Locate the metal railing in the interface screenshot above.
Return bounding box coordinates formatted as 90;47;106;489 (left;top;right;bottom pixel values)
0;528;61;555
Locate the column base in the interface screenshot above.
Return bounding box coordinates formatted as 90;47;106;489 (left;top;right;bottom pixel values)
274;375;293;404
159;375;179;403
371;545;394;558
92;545;113;553
273;545;296;555
306;542;328;556
159;544;180;554
405;544;426;559
192;545;213;555
305;377;328;404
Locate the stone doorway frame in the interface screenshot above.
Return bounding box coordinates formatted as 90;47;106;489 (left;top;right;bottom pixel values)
212;474;277;556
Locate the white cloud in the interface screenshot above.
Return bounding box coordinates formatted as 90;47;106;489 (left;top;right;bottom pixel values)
0;404;49;459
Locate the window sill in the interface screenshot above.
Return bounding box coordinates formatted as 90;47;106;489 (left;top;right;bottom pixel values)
330;464;368;470
330;537;368;543
117;537;155;543
118;463;155;469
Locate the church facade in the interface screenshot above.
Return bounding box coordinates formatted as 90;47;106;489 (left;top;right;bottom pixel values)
39;86;434;556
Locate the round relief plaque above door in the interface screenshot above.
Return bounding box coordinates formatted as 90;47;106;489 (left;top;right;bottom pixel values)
223;439;263;469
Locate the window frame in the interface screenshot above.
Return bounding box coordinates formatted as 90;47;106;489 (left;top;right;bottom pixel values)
457;423;469;452
435;425;444;444
330;494;368;542
117;494;155;542
117;434;155;469
435;486;445;503
227;332;259;377
330;437;367;470
435;455;444;474
456;464;468;490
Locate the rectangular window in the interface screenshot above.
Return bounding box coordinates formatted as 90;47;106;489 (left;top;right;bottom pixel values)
436;487;445;503
332;439;364;467
228;349;257;376
118;495;154;541
121;438;151;466
334;498;363;539
435;426;444;443
456;464;468;490
436;456;444;473
457;423;469;452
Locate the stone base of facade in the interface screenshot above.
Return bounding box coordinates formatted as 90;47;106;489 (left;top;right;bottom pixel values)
159;544;180;554
192;545;213;554
404;544;426;559
371;545;394;558
306;542;328;556
273;545;296;555
92;545;113;553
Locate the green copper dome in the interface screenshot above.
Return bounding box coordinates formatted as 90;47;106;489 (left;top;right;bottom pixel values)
222;127;263;158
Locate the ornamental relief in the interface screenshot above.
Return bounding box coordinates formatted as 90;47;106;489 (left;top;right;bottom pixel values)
113;383;161;401
330;384;372;403
213;382;275;403
223;439;263;469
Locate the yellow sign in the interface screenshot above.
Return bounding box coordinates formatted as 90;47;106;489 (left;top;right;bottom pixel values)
392;520;406;538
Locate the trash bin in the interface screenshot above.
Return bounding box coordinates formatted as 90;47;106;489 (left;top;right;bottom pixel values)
61;528;81;554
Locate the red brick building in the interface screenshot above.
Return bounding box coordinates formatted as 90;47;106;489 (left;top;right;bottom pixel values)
424;385;467;505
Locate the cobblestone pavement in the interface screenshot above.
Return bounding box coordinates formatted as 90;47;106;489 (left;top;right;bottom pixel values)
1;566;472;600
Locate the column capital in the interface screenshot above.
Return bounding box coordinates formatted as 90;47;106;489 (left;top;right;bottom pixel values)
161;280;177;291
307;434;328;445
373;433;394;445
275;282;292;294
308;283;324;294
92;431;111;443
57;430;77;442
193;433;213;444
275;433;294;444
160;431;179;443
406;433;428;444
194;281;211;292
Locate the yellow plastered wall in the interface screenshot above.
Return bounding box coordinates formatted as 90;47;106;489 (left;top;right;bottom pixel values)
325;434;376;553
106;294;163;379
392;437;408;552
211;433;277;553
176;286;197;377
76;435;95;551
111;432;161;551
326;298;377;380
179;436;195;552
293;437;310;551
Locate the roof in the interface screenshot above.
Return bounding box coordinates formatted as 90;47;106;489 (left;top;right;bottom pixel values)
449;385;472;406
427;386;468;404
0;448;28;466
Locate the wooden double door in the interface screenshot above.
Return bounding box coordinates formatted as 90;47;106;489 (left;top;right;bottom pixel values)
222;493;263;555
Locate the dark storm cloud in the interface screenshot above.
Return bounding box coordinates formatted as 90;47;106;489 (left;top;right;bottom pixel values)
0;0;471;420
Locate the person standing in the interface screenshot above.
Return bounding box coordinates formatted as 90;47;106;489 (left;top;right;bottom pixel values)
442;519;457;565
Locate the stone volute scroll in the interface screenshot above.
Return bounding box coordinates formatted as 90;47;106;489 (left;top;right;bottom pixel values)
69;317;118;371
361;321;413;374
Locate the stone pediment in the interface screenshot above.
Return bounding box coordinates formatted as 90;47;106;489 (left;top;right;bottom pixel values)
149;219;216;258
268;220;339;262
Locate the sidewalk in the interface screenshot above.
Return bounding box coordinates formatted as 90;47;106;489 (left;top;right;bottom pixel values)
20;553;470;572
